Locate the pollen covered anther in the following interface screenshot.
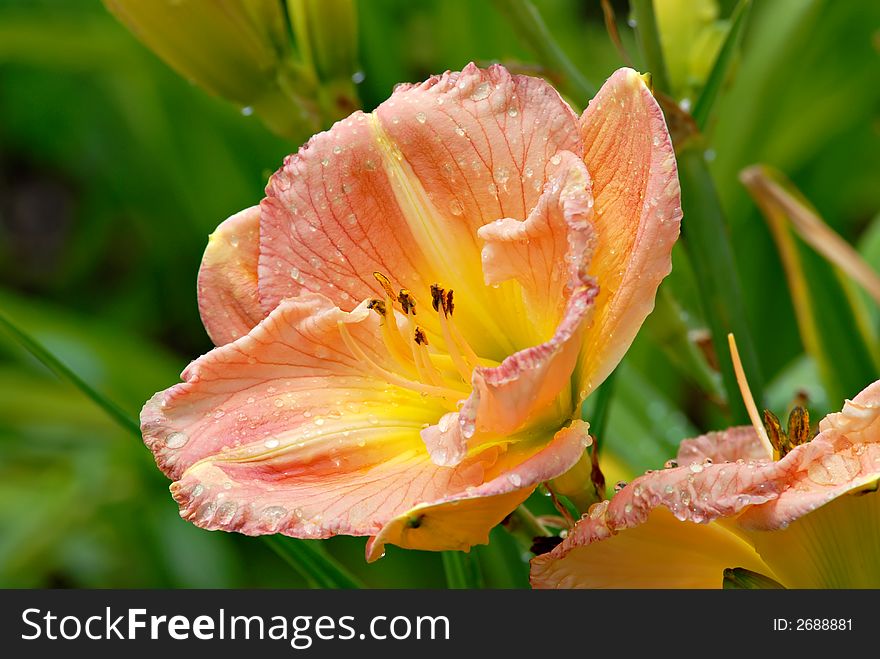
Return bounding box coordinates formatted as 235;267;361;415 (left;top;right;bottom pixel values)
787;406;811;448
398;289;416;315
367;299;387;316
414;327;429;345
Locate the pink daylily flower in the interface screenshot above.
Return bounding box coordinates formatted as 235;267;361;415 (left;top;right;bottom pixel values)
531;380;880;588
141;64;681;560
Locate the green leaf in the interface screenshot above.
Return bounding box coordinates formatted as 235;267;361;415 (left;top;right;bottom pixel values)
491;0;596;102
0;309;365;589
441;551;485;589
741;165;879;407
264;536;366;589
692;0;752;130
678;148;765;421
722;567;785;589
644;287;725;400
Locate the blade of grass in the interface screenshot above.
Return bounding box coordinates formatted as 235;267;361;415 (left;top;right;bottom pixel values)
630;0;671;93
691;0;752;130
265;537;365;589
0;311;365;588
0;310;141;437
441;551;485;589
491;0;596;100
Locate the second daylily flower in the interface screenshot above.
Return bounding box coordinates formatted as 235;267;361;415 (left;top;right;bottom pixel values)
141;64;681;559
531;378;880;588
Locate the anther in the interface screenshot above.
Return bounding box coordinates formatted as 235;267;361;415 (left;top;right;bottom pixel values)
787;406;811;448
398;289;416;315
414;327;429;346
430;284;445;313
762;409;790;456
367;299;387;316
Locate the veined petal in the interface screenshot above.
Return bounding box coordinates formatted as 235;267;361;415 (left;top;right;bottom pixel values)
478;150;596;338
258;63;582;358
531;505;771;589
732;380;880;532
143;292;445;481
197;206;265;345
677;426;772;465
576;68;682;400
142;293;499;539
367;420;592;561
421;283;598;467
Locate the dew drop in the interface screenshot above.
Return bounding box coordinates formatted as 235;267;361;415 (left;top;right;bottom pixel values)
471;82;491;101
449;199;464;216
165;432;189;449
265;438;280;449
507;106;518;118
507;473;522;487
415;111;427;124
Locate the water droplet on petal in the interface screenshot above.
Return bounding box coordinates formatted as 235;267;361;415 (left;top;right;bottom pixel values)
165;432;189;449
415;111;427;124
507;473;522;487
471;82;491;101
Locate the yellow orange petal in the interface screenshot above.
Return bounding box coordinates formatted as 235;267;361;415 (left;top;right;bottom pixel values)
576;68;682;400
531;506;770;588
367;420;592;560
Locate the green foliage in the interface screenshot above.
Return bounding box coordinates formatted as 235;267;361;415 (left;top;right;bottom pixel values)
1;0;877;588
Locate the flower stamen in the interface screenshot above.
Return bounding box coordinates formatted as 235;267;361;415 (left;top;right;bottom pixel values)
728;333;775;459
337;320;465;405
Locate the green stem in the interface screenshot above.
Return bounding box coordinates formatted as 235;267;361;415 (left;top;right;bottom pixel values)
491;0;597;101
441;551;484;589
630;0;671;93
512;504;550;538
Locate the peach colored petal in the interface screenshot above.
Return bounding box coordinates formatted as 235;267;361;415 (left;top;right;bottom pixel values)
257;63;582;358
377;63;582;254
532;380;880;588
576;68;682;400
366;420;592;560
197;206;265;345
531;505;771;588
142;293;444;481
419;283;598;467
677;426;771;465
142;293;506;540
737;430;880;531
170;433;499;540
478;150;596;336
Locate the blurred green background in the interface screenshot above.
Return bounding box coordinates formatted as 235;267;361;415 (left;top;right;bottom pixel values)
1;0;878;588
